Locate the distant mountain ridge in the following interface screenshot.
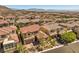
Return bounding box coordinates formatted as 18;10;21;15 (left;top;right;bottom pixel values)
0;5;79;16
28;8;79;12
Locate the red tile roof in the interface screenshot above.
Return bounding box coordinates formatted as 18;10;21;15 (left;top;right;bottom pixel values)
9;26;17;31
9;34;19;43
2;26;17;32
0;26;17;36
0;20;9;25
0;29;8;35
20;24;40;33
6;15;16;18
0;31;7;36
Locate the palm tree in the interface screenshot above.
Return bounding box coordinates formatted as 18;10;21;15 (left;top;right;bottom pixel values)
16;25;25;45
15;17;25;45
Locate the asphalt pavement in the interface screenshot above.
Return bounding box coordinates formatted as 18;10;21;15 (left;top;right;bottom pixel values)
42;41;79;53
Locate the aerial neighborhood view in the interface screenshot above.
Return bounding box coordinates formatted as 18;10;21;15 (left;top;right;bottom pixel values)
0;5;79;53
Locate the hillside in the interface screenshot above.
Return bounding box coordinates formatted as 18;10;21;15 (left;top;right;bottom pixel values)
0;5;79;19
0;5;15;16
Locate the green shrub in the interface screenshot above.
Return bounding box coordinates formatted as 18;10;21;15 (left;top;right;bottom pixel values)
47;36;56;46
61;32;76;43
16;43;26;53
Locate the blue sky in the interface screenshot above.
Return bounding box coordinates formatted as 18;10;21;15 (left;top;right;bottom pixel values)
5;5;79;10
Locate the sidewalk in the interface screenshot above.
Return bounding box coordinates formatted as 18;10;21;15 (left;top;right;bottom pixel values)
39;40;79;53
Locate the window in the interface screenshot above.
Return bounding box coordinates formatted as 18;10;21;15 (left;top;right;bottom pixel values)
1;35;6;38
8;43;13;48
60;28;63;30
13;43;16;47
24;33;27;38
51;30;54;32
0;18;3;19
4;43;14;50
31;32;34;35
0;44;1;48
0;25;2;27
12;30;15;33
28;33;30;35
3;24;8;27
34;31;37;34
4;44;8;49
28;33;31;36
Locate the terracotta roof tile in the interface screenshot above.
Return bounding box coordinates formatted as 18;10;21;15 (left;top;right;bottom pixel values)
0;26;17;36
6;15;15;18
2;26;17;32
20;24;40;33
9;34;19;43
0;20;9;25
0;29;8;35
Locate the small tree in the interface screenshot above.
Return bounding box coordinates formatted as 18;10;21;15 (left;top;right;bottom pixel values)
16;43;26;53
40;36;55;49
61;32;76;43
47;36;56;46
39;39;46;46
39;38;49;50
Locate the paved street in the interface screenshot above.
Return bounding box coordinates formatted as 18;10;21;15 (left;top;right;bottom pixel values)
42;41;79;53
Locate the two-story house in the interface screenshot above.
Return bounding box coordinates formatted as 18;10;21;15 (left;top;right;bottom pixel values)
16;16;30;27
0;20;9;27
5;15;16;23
20;24;40;44
41;23;63;36
3;33;19;53
59;22;79;31
0;26;18;53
